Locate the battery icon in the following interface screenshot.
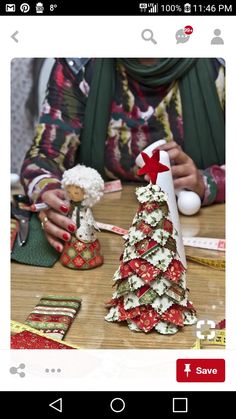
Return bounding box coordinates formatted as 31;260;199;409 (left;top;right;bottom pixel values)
184;3;191;13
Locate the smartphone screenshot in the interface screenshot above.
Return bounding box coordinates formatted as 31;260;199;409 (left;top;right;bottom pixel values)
0;0;234;415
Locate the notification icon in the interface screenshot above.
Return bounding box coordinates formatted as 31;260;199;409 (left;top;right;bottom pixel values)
176;26;193;44
184;25;193;35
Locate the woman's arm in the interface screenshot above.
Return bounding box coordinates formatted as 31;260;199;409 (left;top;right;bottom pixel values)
158;141;225;205
20;59;89;203
201;165;225;205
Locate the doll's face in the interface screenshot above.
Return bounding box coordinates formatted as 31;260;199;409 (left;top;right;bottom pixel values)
65;185;85;202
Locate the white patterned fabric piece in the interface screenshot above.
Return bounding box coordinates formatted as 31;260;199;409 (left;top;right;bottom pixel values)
150;277;171;295
128;274;145;290
127;321;142;332
113;267;122;281
145;247;172;270
124;293;140;310
151;296;173;315
183;311;197;325
151;229;170;245
127;226;145;245
112;291;119;299
123;244;138;262
155;321;179;334
132;213;140;225
141;209;163;226
136;184;167;203
178;297;188;307
105;306;120;322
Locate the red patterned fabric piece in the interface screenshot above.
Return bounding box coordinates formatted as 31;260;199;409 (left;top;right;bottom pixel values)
60;236;103;269
105;298;120;308
138;202;160;214
161;306;184;326
216;319;226;329
185;301;196;311
136;221;154;235
118;300;142;321
11;331;76;349
131;308;160;332
136;285;150;298
119;262;134;279
163;219;173;233
27;314;72;325
164;259;185;282
129;259;160;282
118;298;152;321
135;238;158;256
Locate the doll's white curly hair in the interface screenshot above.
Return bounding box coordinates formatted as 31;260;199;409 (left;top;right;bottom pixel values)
61;164;104;207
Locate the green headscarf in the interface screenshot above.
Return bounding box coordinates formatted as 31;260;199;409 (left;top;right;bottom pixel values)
78;58;225;175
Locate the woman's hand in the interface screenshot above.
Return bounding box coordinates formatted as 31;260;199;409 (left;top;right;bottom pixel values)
38;189;77;253
157;141;205;199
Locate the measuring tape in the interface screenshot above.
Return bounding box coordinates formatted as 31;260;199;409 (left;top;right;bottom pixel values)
11;320;80;349
104;179;122;193
192;329;226;349
97;222;225;270
186;255;225;270
183;237;225;252
98;222;225;252
97;222;128;236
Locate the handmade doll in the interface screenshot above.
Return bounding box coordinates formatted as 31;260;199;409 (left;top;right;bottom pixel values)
60;164;104;269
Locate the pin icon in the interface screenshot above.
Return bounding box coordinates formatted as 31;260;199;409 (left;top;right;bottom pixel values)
184;363;191;377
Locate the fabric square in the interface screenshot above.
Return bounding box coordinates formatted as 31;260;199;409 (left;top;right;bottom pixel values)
136;221;154;236
161;306;184;326
131;308;160;332
11;331;76;349
135;238;159;257
128;259;161;282
25;295;81;340
164;259;185;282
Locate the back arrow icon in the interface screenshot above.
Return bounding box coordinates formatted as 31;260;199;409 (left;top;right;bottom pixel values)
11;31;19;43
49;398;63;413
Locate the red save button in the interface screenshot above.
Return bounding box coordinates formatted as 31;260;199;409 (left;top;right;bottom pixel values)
176;359;225;382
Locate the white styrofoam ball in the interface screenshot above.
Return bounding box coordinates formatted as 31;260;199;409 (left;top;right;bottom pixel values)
177;190;201;216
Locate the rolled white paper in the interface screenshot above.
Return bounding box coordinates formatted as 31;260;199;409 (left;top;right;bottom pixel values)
136;140;201;216
136;145;187;268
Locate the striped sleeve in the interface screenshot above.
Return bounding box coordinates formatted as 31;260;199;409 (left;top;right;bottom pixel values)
20;59;88;202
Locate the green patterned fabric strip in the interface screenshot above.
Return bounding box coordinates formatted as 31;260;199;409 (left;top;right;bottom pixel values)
25;321;69;331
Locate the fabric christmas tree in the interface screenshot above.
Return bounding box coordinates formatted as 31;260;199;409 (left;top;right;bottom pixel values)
105;151;197;334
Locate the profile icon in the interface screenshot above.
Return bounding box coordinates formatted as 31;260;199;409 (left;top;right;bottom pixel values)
211;29;224;45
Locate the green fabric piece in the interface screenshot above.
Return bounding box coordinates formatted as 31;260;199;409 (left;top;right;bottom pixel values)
78;58;224;174
11;214;60;267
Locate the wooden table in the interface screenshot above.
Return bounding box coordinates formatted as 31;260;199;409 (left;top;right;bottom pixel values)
11;184;225;349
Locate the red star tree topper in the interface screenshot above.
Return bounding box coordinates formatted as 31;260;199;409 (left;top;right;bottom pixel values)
137;149;169;183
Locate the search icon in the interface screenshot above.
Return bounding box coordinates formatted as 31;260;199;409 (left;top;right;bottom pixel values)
141;29;157;44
